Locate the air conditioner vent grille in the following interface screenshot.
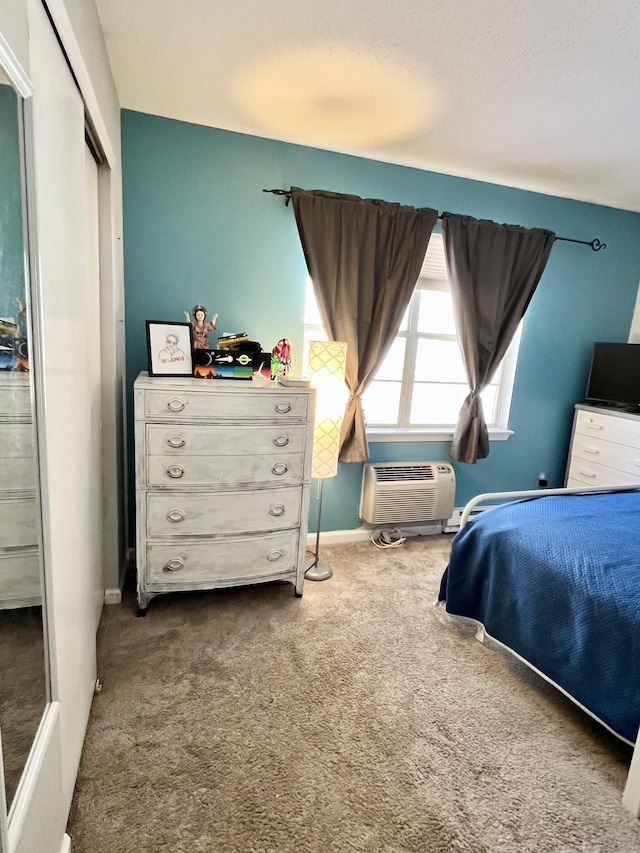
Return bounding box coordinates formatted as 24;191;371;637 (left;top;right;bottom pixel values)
374;464;435;482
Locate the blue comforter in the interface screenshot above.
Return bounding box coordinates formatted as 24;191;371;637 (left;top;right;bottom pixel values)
439;491;640;743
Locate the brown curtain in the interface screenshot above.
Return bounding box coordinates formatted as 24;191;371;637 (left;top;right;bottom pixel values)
291;187;438;462
442;213;555;463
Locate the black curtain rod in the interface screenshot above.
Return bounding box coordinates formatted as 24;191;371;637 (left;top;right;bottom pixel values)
262;188;607;252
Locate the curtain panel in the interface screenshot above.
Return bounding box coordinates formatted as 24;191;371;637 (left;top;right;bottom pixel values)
442;213;555;463
291;187;438;462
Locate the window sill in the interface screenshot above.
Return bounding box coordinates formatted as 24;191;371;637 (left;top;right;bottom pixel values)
367;427;514;443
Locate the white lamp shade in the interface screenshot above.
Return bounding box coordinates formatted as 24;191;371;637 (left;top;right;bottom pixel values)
308;340;348;480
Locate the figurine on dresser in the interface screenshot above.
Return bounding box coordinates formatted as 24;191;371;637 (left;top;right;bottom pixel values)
184;304;218;349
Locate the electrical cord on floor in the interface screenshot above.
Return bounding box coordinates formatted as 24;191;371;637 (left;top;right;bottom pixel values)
371;527;406;549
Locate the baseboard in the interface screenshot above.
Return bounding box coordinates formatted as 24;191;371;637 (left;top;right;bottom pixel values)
306;521;446;548
306;525;373;547
60;832;72;853
104;547;134;605
104;588;122;605
307;508;503;545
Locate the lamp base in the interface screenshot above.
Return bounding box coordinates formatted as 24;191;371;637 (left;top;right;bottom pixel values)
305;560;333;582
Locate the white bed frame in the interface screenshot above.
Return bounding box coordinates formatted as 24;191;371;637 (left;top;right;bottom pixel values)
457;484;640;818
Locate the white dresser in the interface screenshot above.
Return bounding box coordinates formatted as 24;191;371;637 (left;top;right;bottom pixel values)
0;372;41;609
134;372;315;614
565;404;640;488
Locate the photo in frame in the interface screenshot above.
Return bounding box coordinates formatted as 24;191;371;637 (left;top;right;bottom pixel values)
146;321;194;377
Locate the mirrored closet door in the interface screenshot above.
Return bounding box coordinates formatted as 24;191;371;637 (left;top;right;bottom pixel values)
0;63;49;819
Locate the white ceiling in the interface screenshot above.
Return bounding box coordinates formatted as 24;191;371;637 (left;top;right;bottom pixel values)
95;0;640;212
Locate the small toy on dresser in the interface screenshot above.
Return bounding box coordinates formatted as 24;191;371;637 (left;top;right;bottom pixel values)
271;338;292;380
184;304;218;349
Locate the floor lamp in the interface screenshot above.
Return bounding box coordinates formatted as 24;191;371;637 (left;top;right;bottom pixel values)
305;340;348;581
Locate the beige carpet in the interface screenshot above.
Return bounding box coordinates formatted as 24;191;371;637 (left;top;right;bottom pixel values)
67;536;640;852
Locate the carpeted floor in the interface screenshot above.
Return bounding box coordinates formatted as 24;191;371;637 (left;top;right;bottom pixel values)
67;535;640;852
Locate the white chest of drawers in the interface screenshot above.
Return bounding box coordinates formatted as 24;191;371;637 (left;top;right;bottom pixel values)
565;404;640;488
0;372;41;609
134;373;315;614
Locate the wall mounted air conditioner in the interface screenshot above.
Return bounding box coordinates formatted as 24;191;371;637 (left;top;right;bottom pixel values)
359;462;456;525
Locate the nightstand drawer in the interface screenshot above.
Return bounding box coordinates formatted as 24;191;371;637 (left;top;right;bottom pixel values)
146;531;299;585
570;431;640;476
146;423;307;456
147;453;304;487
146;487;302;536
143;389;310;421
566;456;640;488
574;409;640;450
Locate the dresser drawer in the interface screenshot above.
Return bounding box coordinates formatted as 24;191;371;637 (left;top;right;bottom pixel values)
570;431;640;476
0;424;35;458
146;531;299;585
0;458;37;491
0;547;41;608
146;487;302;536
0;384;31;418
142;389;310;421
0;425;37;491
566;456;640;488
574;409;640;450
146;423;307;457
147;453;304;487
0;497;39;548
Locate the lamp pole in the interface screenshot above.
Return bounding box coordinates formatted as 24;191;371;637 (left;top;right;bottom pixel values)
306;478;331;581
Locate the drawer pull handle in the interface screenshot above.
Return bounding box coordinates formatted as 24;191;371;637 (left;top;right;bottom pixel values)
167;509;185;523
272;463;288;476
583;447;599;455
267;549;282;561
167;397;186;412
586;423;603;431
167;465;185;479
273;434;290;447
270;504;286;517
578;470;597;478
275;401;292;413
164;558;185;572
167;434;186;448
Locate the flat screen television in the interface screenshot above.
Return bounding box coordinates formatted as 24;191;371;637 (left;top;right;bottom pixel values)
585;342;640;410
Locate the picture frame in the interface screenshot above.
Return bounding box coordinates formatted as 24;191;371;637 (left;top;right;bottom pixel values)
146;321;194;377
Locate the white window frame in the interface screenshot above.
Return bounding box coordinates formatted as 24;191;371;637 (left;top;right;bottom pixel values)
302;233;518;442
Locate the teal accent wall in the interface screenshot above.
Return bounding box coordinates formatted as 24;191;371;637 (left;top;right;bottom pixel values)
122;109;640;534
0;84;26;333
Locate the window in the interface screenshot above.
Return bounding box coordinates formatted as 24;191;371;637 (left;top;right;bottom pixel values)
303;233;519;438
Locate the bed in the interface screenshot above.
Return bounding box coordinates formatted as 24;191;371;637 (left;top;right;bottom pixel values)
437;485;640;816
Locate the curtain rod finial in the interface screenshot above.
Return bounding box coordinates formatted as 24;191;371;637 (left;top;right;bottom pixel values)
263;188;292;206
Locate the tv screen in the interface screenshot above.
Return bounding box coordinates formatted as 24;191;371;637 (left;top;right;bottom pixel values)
585;342;640;410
